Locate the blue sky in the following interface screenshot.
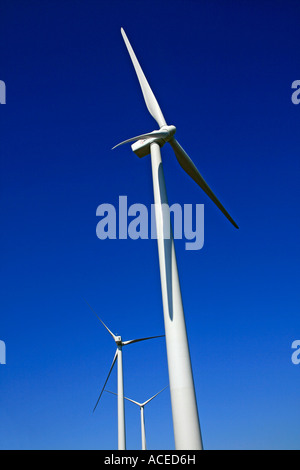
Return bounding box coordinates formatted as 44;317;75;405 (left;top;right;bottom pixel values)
0;0;299;450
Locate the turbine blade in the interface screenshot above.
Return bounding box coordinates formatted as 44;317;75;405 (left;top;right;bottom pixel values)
142;386;169;407
105;390;141;407
83;299;116;341
122;334;165;346
93;350;118;412
169;138;239;229
120;28;167;128
112;130;169;150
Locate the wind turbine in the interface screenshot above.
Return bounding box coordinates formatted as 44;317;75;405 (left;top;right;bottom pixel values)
85;300;164;450
106;386;168;450
113;28;239;450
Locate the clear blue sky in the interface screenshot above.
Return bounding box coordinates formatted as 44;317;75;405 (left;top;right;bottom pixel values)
0;0;299;450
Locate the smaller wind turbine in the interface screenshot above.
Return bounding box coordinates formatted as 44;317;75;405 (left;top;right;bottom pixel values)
106;386;168;450
84;300;164;450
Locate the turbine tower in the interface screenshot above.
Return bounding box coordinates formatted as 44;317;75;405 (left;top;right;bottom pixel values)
106;386;168;450
85;300;164;450
113;28;238;450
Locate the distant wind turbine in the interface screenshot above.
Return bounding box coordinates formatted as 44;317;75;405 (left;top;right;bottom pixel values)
113;28;239;450
106;386;168;450
84;299;164;450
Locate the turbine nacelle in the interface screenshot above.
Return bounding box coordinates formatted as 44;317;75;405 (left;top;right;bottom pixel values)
115;336;122;345
114;125;176;159
132;125;176;158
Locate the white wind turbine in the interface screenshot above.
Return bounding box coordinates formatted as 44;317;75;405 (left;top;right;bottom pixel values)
106;386;168;450
85;300;164;450
113;28;239;450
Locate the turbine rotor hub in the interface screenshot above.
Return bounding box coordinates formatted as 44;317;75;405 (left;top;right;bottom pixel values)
160;125;176;142
132;124;176;158
115;335;122;345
